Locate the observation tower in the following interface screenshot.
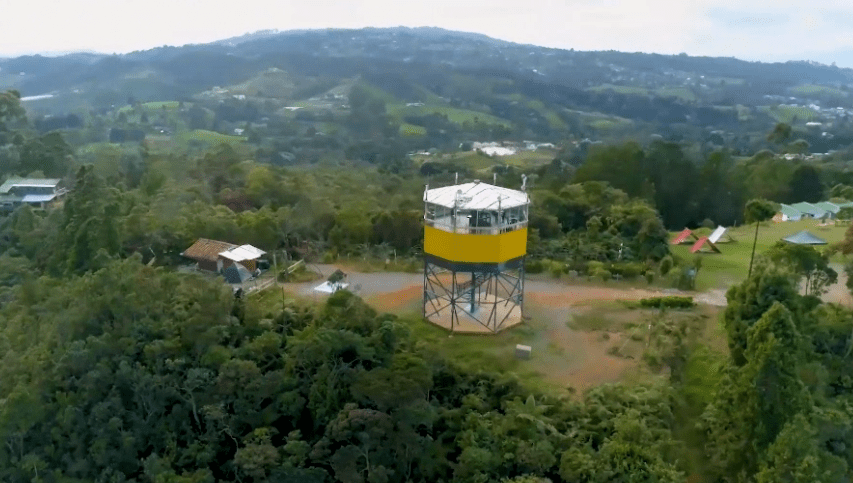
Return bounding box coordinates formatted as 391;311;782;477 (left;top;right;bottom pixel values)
422;180;529;333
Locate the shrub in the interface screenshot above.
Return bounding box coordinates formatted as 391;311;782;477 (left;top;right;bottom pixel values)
659;255;674;276
526;259;545;274
644;270;655;284
609;262;645;279
639;296;694;309
700;218;715;229
586;261;605;276
549;261;564;279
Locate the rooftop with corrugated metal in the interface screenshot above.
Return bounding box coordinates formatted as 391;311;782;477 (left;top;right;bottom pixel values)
424;181;528;210
0;177;61;194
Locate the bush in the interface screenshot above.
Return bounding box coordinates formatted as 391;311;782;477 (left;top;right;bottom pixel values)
597;269;612;282
608;262;645;279
644;270;655;284
526;259;545;274
549;261;564;278
586;261;605;276
700;218;715;229
659;255;674;276
639;296;694;309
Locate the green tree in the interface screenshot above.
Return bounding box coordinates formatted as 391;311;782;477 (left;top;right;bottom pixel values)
19;131;73;177
703;302;812;480
829;183;853;201
786;164;822;203
766;241;837;296
52;165;123;274
744;198;779;277
767;122;793;144
0;90;26;138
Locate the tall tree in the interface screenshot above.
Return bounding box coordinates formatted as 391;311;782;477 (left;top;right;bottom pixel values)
787;165;822;203
744;199;779;277
766;241;836;296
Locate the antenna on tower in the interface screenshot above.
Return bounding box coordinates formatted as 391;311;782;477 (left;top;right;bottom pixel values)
521;174;528;191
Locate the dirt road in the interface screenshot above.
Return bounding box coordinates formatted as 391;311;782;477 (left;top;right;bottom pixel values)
278;263;850;392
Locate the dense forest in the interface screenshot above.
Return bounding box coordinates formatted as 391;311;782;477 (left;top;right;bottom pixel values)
3;27;853;482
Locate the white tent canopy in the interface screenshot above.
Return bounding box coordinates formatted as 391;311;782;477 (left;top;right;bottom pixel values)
313;281;349;294
708;226;732;243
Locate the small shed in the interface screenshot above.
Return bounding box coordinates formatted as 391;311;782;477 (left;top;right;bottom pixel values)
182;238;237;272
814;202;841;219
773;204;802;222
790;202;826;219
783;230;827;245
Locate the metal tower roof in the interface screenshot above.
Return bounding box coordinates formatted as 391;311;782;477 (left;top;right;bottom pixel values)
424;181;529;210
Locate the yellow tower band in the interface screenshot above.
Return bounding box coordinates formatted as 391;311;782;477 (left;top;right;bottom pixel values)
424;226;528;264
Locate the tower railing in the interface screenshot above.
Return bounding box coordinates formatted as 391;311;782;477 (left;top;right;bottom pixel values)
424;218;528;234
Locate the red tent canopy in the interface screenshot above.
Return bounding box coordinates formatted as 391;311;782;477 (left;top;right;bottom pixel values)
690;236;721;254
671;228;697;245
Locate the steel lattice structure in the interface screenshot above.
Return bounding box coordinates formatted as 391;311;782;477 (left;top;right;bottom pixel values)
421;180;529;334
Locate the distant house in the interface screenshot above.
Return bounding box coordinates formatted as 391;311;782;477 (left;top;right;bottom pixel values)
773;204;802;222
181;238;267;273
814;201;841;219
789;202;826;219
0;177;66;212
182;238;237;272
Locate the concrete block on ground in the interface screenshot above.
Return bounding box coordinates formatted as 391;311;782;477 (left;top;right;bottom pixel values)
515;344;532;360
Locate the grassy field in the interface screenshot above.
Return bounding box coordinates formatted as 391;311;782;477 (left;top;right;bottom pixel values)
177;129;247;145
705;77;745;86
118;101;183;113
761;104;819;123
416;149;556;172
790;84;848;98
670;219;848;290
655;86;698;102
587;84;650;96
399;122;427;136
387;104;511;127
568;109;634;132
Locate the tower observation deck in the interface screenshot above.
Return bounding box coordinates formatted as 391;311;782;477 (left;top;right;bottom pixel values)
422;180;529;333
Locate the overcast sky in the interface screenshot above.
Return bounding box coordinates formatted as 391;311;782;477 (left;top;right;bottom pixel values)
2;0;853;67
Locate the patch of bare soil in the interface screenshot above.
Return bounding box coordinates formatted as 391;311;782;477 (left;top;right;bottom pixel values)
541;324;637;392
279;265;725;392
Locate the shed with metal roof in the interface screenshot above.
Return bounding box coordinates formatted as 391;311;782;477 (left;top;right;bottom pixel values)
783;230;827;245
790;202;826;219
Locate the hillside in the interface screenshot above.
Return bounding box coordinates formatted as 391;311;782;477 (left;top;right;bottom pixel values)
3;27;853;154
